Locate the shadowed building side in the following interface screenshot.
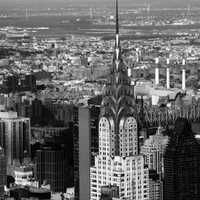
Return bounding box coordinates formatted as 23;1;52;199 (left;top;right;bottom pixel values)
164;118;200;200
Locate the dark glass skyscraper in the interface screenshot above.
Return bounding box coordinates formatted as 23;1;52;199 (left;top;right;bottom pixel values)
36;146;66;192
0;147;6;198
164;118;200;200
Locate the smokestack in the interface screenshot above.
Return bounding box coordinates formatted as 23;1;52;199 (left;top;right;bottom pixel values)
182;69;186;90
136;48;140;62
166;58;170;89
182;59;186;90
136;52;139;63
155;57;159;85
128;67;132;77
182;58;186;66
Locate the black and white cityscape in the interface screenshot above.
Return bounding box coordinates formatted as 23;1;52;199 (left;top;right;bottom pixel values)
1;0;200;199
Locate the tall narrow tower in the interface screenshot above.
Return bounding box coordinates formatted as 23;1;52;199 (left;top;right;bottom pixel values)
166;58;170;89
101;0;137;157
90;1;149;200
155;57;160;86
182;58;186;91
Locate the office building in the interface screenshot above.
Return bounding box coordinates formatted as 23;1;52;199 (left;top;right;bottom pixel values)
2;74;37;93
0;147;6;198
140;127;168;200
78;107;91;200
16;99;43;125
149;170;162;200
2;75;18;93
141;127;168;200
0;111;30;173
36;146;66;192
9;186;51;200
90;1;149;199
20;74;37;92
31;126;70;144
141;126;169;175
14;165;39;187
44;102;74;126
73;107;79;200
164;118;200;200
74;105;100;200
31;124;74;187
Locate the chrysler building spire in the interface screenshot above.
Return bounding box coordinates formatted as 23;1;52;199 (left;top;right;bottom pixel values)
115;0;119;48
90;2;148;200
114;0;121;67
101;0;136;156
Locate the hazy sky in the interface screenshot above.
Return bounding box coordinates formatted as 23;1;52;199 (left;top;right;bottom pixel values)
0;0;200;9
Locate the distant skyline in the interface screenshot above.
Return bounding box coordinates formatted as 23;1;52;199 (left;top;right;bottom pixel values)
0;0;200;9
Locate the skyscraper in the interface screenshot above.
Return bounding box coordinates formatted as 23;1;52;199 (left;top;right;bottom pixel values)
32;124;74;189
74;105;100;200
141;126;169;176
20;74;37;92
2;74;37;93
0;111;30;173
78;107;91;200
0;147;6;198
141;127;168;200
36;146;66;192
3;75;18;93
90;1;149;199
149;169;163;200
164;118;200;200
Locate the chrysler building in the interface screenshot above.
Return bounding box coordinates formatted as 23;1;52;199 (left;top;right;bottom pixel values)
90;0;149;200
